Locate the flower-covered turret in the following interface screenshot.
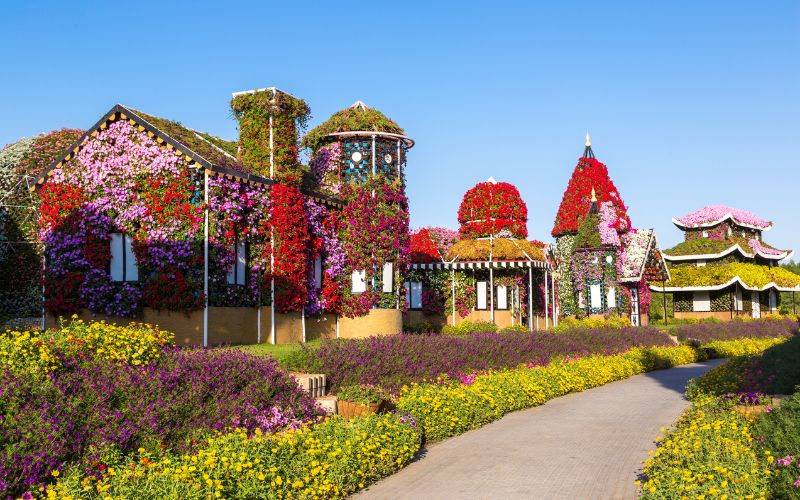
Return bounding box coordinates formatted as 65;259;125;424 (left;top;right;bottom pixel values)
457;178;528;239
304;101;413;191
551;134;630;238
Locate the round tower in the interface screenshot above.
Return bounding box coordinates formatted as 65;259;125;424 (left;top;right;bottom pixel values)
303;101;414;191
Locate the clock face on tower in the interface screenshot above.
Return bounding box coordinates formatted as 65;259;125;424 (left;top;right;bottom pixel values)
351;151;363;163
384;153;393;164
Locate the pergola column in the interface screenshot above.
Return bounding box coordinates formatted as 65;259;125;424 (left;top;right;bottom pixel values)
528;265;534;332
544;269;550;329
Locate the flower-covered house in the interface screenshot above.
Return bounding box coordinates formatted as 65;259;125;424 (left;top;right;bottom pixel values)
552;135;669;325
34;89;414;345
404;179;556;330
652;206;800;319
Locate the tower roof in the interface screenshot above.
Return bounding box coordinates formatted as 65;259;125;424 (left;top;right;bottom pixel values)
551;138;630;237
301;101;409;151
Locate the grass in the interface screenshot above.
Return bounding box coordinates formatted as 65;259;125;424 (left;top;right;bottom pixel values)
235;340;321;366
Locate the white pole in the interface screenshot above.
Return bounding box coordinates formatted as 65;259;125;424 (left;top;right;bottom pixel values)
41;249;46;331
396;140;401;179
302;306;306;343
544;269;550;330
203;170;209;347
551;271;557;327
269;112;276;345
451;268;456;326
489;234;494;323
528;265;533;332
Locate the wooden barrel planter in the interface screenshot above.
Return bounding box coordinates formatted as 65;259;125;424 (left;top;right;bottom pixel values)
337;400;384;420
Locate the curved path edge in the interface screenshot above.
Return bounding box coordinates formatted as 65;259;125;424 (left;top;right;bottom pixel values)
356;359;725;500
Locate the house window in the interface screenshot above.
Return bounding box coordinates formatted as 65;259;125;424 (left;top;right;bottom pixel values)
404;282;422;309
696;259;706;267
702;230;709;238
607;287;616;308
769;290;777;310
110;233;138;282
727;227;732;237
496;285;508;310
476;281;488;310
578;290;585;309
351;270;367;293
382;262;394;293
693;291;711;312
226;240;247;285
312;256;323;289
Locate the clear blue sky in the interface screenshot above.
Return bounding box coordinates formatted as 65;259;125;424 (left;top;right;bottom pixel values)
2;1;798;254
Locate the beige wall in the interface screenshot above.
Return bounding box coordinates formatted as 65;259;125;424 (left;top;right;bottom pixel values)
47;308;204;345
675;311;738;321
305;314;337;341
338;309;402;338
207;307;258;345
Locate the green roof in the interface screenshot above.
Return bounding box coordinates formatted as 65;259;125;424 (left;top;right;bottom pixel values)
664;237;783;257
663;262;800;289
302;101;404;151
128;107;245;173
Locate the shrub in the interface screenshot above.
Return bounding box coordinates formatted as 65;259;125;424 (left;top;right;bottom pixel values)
675;317;797;343
553;315;631;333
499;324;528;334
397;345;699;443
404;321;442;334
48;413;422;499
302;327;673;391
337;384;392;404
441;320;497;335
751;391;800;498
639;394;772;499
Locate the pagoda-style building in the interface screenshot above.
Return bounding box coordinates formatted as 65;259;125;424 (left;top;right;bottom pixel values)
553;135;668;325
653;206;800;319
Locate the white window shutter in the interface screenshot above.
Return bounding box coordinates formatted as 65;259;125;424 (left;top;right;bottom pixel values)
314;256;323;289
477;281;487;310
410;282;423;309
590;284;602;309
351;270;366;293
404;282;411;308
124;235;138;282
110;233;124;282
226;243;236;284
236;241;246;285
607;287;616;308
496;285;508;310
382;262;394;293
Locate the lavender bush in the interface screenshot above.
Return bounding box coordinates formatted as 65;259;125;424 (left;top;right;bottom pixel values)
303;327;673;392
676;318;798;343
0;348;323;497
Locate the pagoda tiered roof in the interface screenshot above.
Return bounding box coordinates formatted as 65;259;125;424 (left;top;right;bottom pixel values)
663;237;793;262
651;262;800;292
672;205;773;231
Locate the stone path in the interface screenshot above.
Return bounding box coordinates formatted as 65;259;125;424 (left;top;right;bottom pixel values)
356;359;724;500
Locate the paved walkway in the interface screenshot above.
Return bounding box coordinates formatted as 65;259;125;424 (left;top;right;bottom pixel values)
357;359;724;500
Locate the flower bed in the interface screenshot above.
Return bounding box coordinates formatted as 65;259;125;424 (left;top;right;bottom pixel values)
664;262;800;288
0;320;322;497
47;413;421;499
675;316;798;343
298;327;675;391
641;334;800;498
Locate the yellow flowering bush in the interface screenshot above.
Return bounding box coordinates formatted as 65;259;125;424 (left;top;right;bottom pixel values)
553;315;631;332
0;329;61;379
639;394;772;499
702;337;787;359
45;412;421;499
0;317;173;379
49;317;174;366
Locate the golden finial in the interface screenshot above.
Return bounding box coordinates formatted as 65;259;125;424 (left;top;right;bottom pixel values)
591;187;597;202
585;132;591;147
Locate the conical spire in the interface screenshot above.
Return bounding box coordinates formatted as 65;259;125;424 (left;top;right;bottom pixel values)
583;132;595;159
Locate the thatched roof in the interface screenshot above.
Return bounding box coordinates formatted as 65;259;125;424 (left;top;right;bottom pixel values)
445;238;546;263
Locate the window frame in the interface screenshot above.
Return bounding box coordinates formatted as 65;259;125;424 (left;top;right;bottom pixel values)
110;232;138;283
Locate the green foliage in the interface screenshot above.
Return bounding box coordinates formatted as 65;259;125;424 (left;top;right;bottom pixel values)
751;391;800;499
573;213;602;249
404;321;442;334
441;320;498;335
499;324;528;333
302;106;404;152
336;384;391;404
666;262;800;288
553;315;631;333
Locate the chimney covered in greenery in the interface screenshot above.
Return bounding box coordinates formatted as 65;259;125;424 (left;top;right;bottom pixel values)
230;88;310;185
